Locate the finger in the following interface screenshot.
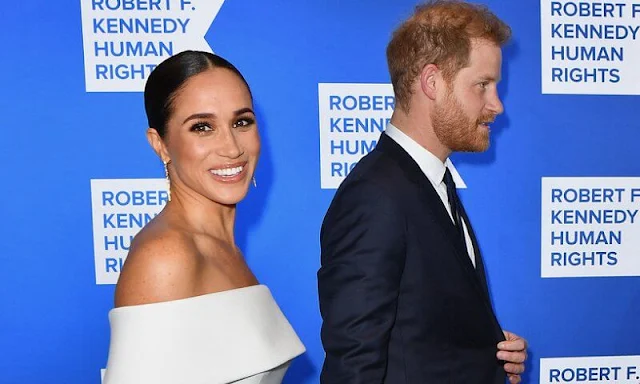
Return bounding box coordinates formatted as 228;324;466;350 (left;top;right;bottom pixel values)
498;339;527;352
508;373;521;384
503;362;525;375
497;350;527;363
503;330;529;348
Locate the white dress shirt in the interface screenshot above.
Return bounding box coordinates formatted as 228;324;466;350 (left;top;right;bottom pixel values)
384;123;476;267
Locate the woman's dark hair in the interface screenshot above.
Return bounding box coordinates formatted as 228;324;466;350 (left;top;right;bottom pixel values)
144;50;252;138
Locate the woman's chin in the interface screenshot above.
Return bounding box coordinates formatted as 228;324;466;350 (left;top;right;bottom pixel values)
208;190;249;206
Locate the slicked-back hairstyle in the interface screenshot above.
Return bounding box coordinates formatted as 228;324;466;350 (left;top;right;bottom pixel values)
144;50;252;138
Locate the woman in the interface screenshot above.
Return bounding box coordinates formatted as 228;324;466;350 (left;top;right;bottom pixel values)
103;51;305;383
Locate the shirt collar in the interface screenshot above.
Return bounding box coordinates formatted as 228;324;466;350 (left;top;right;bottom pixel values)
384;123;454;186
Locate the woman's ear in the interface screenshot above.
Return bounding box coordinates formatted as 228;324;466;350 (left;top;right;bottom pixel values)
146;128;170;163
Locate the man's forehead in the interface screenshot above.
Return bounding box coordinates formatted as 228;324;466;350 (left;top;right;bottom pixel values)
467;41;502;66
454;49;503;82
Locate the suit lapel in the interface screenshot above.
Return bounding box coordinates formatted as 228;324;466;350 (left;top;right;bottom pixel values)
376;133;504;340
457;203;506;340
457;202;489;299
375;133;487;301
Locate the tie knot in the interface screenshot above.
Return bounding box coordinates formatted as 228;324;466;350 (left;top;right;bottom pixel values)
443;167;456;190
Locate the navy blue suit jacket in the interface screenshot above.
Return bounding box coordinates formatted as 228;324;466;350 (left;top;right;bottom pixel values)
318;133;507;383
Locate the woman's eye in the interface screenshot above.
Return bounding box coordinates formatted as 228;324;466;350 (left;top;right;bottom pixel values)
233;118;255;129
191;122;212;132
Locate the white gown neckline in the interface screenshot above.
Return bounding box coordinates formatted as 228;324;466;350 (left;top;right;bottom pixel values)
103;284;305;384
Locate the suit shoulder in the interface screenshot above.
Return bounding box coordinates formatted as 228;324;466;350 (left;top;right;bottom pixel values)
335;149;407;199
323;151;409;229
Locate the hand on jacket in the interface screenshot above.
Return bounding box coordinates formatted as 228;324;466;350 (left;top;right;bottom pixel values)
497;330;528;384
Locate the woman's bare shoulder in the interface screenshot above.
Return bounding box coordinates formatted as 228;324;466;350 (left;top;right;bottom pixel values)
114;223;200;308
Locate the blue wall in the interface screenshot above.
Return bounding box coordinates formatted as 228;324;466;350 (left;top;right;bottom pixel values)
1;1;639;383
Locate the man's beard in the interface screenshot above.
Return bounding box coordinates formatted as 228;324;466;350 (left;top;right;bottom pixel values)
432;91;494;153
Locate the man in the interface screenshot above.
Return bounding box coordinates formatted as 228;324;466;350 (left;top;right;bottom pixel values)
318;1;527;383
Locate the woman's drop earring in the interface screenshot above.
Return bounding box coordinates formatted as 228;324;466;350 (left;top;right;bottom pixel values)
164;160;172;202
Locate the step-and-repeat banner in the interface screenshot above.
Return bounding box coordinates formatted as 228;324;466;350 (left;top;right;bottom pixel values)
1;0;638;383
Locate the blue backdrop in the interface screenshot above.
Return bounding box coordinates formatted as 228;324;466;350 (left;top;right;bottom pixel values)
1;1;639;383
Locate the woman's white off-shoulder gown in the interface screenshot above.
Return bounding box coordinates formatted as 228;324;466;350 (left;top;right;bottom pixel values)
103;285;305;384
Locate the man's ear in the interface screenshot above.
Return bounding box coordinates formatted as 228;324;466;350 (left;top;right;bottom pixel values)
419;63;439;100
146;128;170;163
